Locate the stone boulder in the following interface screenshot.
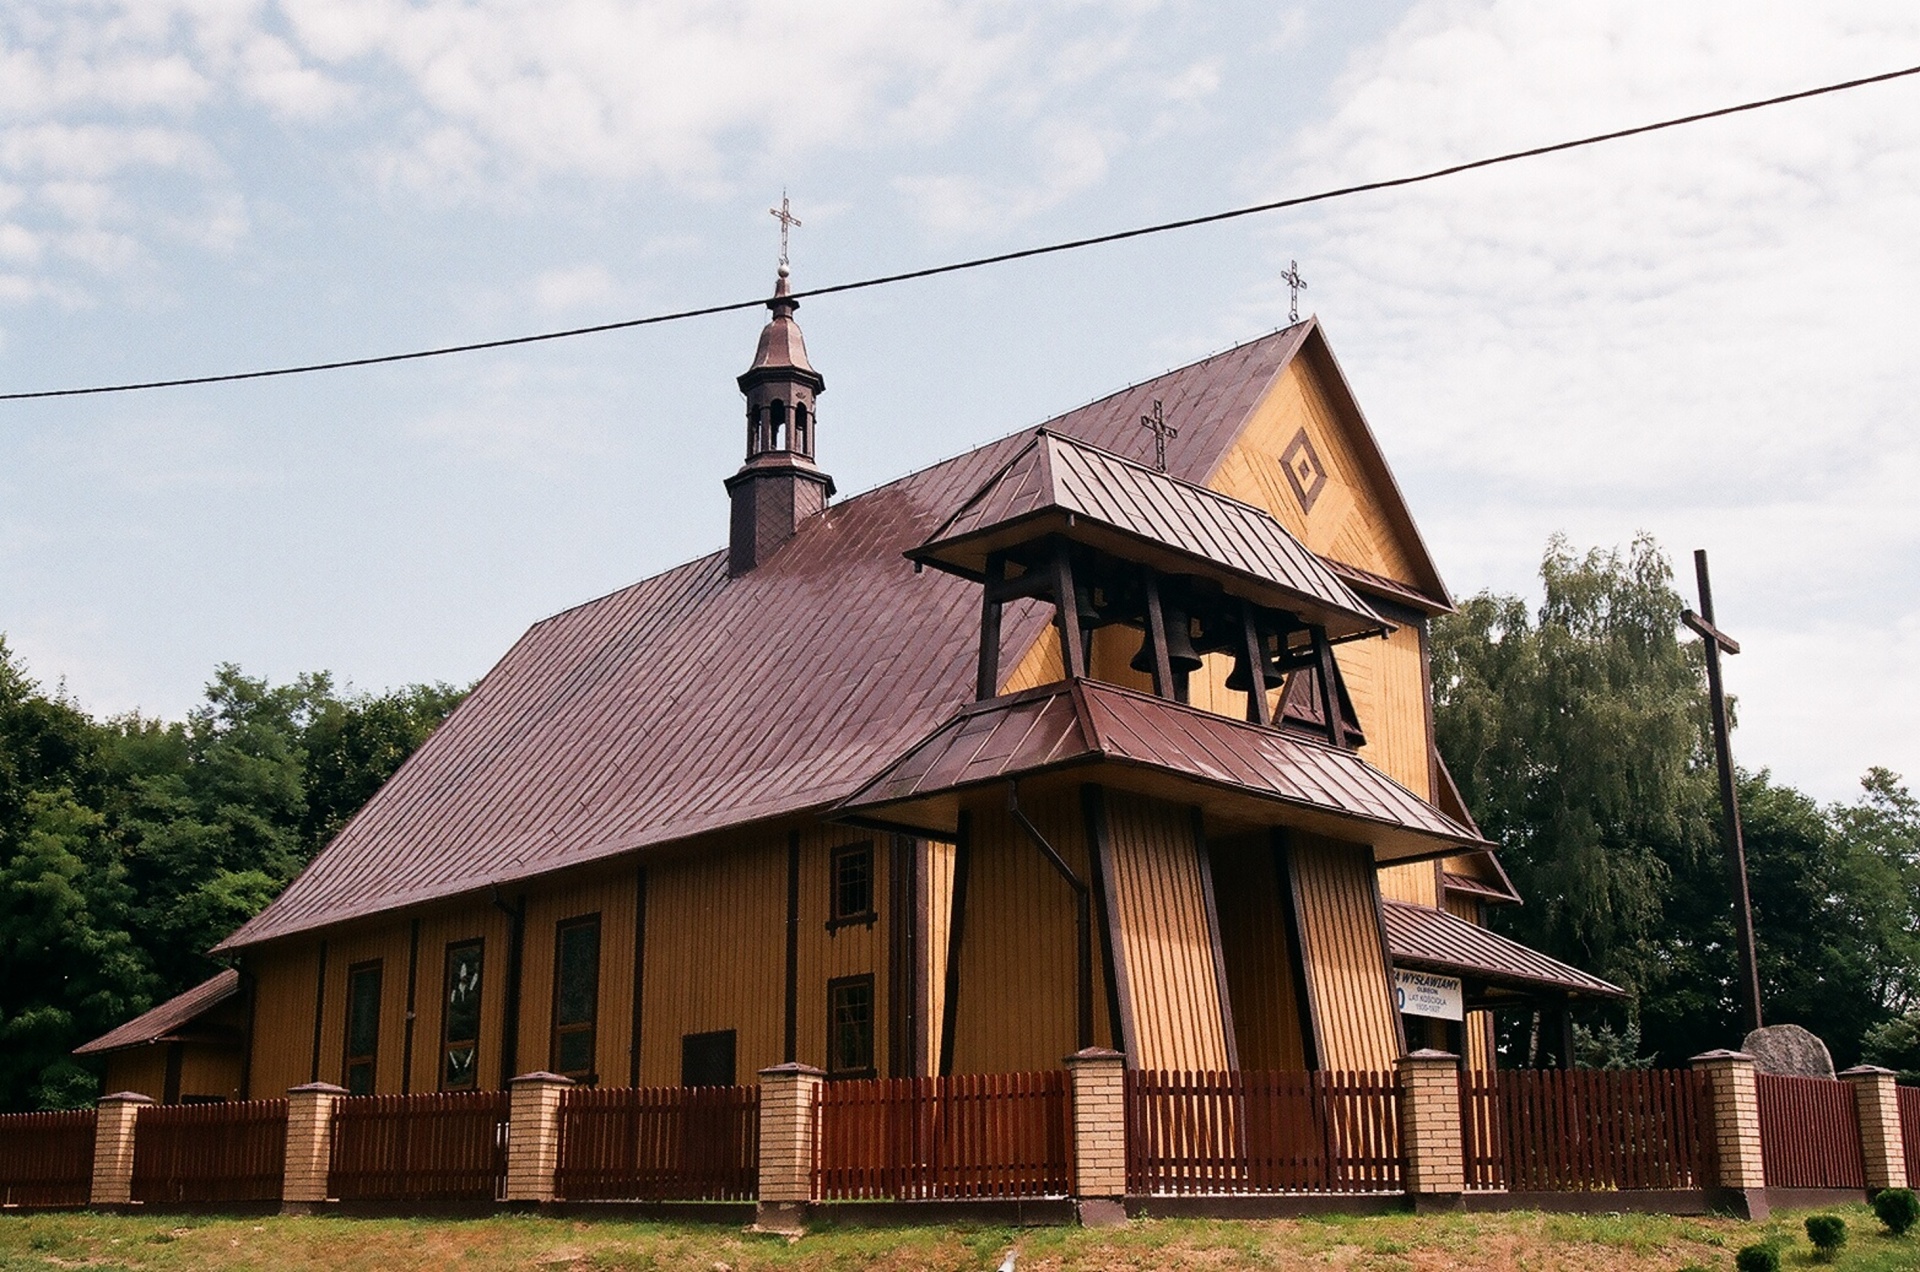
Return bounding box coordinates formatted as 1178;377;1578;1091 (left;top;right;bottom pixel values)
1742;1023;1836;1079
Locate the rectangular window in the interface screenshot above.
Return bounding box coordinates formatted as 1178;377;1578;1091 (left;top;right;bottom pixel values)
441;939;484;1090
828;841;875;929
680;1029;737;1087
343;961;382;1095
550;914;601;1081
827;975;875;1078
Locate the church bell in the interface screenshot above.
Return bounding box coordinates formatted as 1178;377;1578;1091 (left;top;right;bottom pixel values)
1130;608;1203;678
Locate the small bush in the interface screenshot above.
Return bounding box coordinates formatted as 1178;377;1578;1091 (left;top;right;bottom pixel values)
1875;1186;1920;1235
1734;1242;1780;1272
1804;1215;1847;1260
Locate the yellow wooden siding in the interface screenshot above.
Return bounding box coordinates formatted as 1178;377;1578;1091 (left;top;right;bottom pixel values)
244;942;319;1097
178;1044;246;1102
1288;833;1402;1071
639;836;787;1086
1102;791;1230;1072
1205;355;1419;585
1208;833;1308;1071
1377;863;1439;907
312;923;413;1093
922;838;955;1077
1000;603;1065;694
515;871;640;1085
103;1048;168;1101
1463;1010;1495;1071
405;901;515;1093
794;824;889;1075
948;793;1115;1074
1337;621;1431;799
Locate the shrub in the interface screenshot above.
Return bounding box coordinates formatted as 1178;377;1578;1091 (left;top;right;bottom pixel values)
1875;1186;1920;1236
1734;1242;1780;1272
1804;1215;1846;1260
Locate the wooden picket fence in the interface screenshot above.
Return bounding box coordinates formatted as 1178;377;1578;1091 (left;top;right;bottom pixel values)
815;1071;1073;1200
1900;1086;1920;1187
0;1109;95;1207
130;1099;287;1204
1755;1073;1865;1189
555;1084;759;1201
1459;1068;1708;1192
1125;1070;1402;1195
330;1091;509;1202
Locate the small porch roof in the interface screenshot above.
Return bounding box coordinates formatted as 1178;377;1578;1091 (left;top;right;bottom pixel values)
837;679;1490;865
908;431;1389;641
1383;901;1626;1002
73;969;241;1057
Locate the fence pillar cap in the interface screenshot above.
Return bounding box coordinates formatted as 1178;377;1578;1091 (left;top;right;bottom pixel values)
1838;1064;1897;1077
1064;1047;1124;1065
98;1091;155;1105
508;1071;576;1086
288;1082;349;1096
1399;1049;1459;1063
757;1062;825;1078
1689;1049;1755;1064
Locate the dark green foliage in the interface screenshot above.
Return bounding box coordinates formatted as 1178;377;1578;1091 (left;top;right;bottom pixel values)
1733;1241;1779;1272
1873;1186;1920;1235
0;636;465;1110
1433;535;1920;1068
1804;1215;1846;1259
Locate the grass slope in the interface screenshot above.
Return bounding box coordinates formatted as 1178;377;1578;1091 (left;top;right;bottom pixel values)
0;1205;1914;1271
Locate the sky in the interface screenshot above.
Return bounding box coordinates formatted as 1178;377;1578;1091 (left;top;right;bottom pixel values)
1;0;1916;806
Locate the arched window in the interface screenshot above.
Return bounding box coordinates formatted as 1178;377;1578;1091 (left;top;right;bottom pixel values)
770;399;788;450
793;402;809;455
748;404;764;454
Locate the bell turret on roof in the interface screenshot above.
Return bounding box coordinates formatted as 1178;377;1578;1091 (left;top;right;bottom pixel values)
726;265;834;576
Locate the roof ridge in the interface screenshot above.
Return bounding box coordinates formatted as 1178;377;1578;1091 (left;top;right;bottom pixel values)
1034;428;1287;521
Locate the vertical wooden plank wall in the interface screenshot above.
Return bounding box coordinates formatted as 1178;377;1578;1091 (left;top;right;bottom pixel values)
1288;833;1403;1071
514;871;640;1083
1208;835;1309;1071
313;924;413;1091
947;795;1115;1074
1101;791;1231;1073
244;943;320;1097
920;839;955;1078
104;1049;168;1099
640;836;788;1085
793;822;889;1073
403;902;514;1093
1442;891;1496;1069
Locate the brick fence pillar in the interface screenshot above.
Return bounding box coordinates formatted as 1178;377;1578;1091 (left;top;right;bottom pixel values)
1840;1064;1908;1191
1693;1049;1768;1219
89;1091;151;1207
506;1072;574;1204
755;1062;823;1232
1065;1047;1127;1227
281;1082;346;1211
1395;1049;1463;1212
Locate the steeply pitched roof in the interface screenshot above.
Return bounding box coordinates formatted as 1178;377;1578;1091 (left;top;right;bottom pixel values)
838;679;1488;864
74;970;241;1056
1383;902;1625;999
911;431;1386;640
218;325;1319;951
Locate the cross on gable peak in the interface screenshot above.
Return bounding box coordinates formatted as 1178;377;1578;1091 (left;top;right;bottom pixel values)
770;190;801;268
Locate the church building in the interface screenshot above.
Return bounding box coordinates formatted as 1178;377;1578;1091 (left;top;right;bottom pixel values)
78;265;1621;1102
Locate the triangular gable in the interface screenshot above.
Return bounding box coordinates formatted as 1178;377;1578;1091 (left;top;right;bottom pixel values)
1203;319;1451;610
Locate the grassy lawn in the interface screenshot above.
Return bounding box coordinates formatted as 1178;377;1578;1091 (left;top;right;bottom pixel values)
0;1205;1913;1272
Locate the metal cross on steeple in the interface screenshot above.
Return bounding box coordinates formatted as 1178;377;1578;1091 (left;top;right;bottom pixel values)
1281;259;1308;324
1683;548;1764;1038
769;190;801;267
1139;398;1177;472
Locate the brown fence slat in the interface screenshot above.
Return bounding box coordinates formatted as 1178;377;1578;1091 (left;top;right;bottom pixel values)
129;1100;287;1204
1456;1068;1706;1193
1757;1072;1865;1190
554;1084;757;1201
1899;1086;1920;1186
0;1109;95;1207
814;1071;1071;1201
1125;1069;1401;1196
330;1090;508;1202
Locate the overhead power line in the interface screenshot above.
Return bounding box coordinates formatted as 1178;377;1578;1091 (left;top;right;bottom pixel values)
7;60;1919;404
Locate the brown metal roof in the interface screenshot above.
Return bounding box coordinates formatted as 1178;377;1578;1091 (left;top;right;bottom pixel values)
1383;902;1625;999
217;326;1323;951
74;969;241;1056
1325;559;1451;616
911;431;1386;640
838;679;1490;865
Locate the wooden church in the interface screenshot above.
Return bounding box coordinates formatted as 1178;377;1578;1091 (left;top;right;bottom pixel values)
79;266;1621;1103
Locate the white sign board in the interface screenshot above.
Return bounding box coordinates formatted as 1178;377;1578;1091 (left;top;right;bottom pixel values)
1394;970;1464;1022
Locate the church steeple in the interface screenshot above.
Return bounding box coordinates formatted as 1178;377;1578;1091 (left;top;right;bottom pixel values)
726;264;835;576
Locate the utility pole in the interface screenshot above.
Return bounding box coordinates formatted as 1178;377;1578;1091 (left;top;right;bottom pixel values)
1682;549;1763;1036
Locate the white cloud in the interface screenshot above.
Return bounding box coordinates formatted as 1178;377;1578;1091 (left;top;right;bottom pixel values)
1252;0;1920;798
532;263;614;313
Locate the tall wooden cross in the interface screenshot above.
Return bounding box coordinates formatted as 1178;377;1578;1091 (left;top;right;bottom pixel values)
1682;549;1764;1036
1281;259;1308;324
769;190;801;267
1140;399;1177;472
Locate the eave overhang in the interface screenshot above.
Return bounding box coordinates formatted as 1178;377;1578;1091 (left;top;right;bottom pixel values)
1383;901;1626;1002
73;969;243;1057
835;679;1491;866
